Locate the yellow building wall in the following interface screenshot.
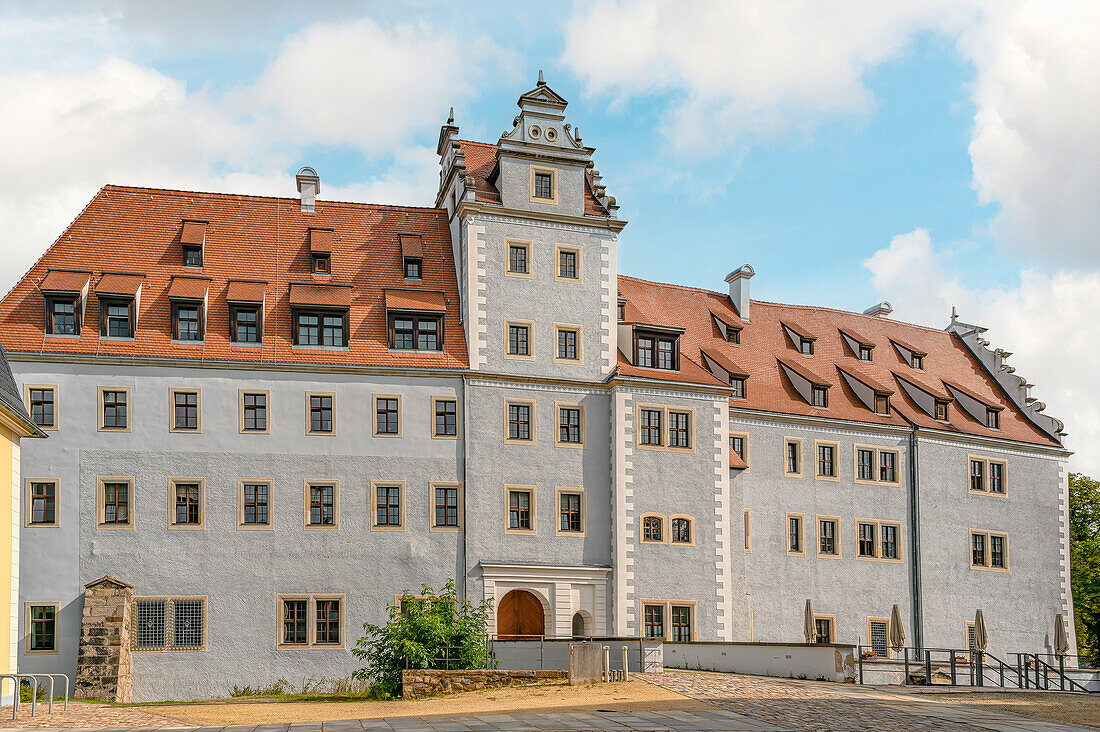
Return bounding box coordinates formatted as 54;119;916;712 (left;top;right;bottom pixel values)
0;424;15;703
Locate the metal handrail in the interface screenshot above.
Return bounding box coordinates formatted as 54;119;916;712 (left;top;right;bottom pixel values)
858;645;1090;693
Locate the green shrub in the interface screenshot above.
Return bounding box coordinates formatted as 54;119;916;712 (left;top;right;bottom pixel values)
352;578;493;696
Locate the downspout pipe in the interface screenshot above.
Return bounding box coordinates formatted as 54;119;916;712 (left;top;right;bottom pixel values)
908;426;924;650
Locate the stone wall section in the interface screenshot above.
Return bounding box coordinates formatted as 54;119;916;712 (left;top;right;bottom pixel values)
402;669;565;699
75;576;132;702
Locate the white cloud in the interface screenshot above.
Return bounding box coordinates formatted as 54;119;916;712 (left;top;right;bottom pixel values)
865;229;1100;475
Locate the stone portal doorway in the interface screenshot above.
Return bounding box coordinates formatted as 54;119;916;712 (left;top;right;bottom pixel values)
497;589;545;638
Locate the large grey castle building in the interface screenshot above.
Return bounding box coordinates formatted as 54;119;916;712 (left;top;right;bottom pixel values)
0;77;1073;700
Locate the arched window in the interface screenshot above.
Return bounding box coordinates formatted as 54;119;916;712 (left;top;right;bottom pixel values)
642;515;663;542
572;612;587;637
671;517;692;544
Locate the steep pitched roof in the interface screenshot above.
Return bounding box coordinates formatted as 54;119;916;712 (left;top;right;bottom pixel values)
457;140;610;217
0;185;468;370
616;275;1059;447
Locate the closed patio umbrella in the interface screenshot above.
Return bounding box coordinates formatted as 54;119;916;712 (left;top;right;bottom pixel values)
1055;614;1069;657
804;599;816;643
889;604;906;652
974;609;989;653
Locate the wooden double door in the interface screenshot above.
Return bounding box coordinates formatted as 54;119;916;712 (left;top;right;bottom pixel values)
496;589;545;639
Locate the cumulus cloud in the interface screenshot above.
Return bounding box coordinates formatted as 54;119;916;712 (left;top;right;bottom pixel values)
865;229;1100;474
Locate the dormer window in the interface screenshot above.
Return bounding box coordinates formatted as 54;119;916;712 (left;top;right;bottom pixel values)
618;300;626;322
859;346;872;361
183;246;202;267
311;253;331;275
812;386;828;408
46;296;79;335
172;303;202;341
635;329;679;370
727;328;741;345
383;288;446;352
180;220;206;268
404;257;422;280
529;166;558;204
912;354;924;370
101;299;133;338
799;340;814;356
227;280;266;345
731;377;746;399
308;227;334;276
875;394;889;415
986;408;1000;429
289;283;351;349
935;400;949;421
399;233;425;281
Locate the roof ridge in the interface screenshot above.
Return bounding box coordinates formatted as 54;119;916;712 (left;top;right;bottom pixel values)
457;139;497;148
101;184;448;214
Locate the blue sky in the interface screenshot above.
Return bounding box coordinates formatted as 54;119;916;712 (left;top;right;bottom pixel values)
1;1;1098;470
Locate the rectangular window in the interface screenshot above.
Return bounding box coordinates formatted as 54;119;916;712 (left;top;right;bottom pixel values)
434;485;459;528
558;406;582;444
100;480;130;526
184;245;202;267
28;604;57;652
135;599;167;649
172;390;200;432
913;354;925;370
282;599;308;646
533;172;553;199
674;516;693;545
403;257;422;279
508;244;529;274
869;620;888;657
294;310;347;347
173;599;205;649
557;328;578;360
28;387;55;428
657;339;675;369
935;400;948;420
812;386;828;408
637;336;654;367
642;515;663;542
558;249;577;279
28;481;57;525
817;444;836;478
971;530;1008;570
990;534;1006;568
311;253;331;274
971;532;986;567
507;402;532;442
857;449;874;481
875;394;889;415
315;599;341;645
730;435;745;461
434;398;458;437
880;451;897;483
309;394;333;434
882;524;899;560
133;597;206;651
818;518;838;556
47;297;78;335
387;314;442;351
987;409;1000;429
172;302;202;341
374;396;400;435
242;392;267;432
640;409;662;446
242;483;269;525
173;482;202;526
799;339;814;355
859;346;873;361
727;328;741;345
671;605;692;642
989;462;1004;493
785;440;801;476
508;489;532;531
970;460;985;491
102;298;133;338
788;514;804;554
101;389;128;430
669;412;690;449
508;324;530;356
731;377;746;399
858;522;876;557
309;484;335;527
375;484;401;527
644;604;664;639
231;306;261;343
814;617;833;644
559;492;582;533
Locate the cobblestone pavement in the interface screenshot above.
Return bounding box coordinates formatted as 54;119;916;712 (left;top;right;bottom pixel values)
0;700;192;728
645;671;1096;731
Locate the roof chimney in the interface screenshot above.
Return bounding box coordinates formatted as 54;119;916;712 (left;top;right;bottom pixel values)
296;167;320;213
725;264;755;321
863;301;893;318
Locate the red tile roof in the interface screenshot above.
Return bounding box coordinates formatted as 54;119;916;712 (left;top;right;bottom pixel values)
166;276;210;300
226;280;267;303
39;270;91;293
288;282;352;308
616;275;1059;447
457;140;610;217
0;185;468;370
399;233;424;259
307;228;334;253
384;288;446;313
180;221;207;246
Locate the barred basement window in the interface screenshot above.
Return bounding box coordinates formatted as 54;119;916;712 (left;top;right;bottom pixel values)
133;597;206;651
869;620;888;657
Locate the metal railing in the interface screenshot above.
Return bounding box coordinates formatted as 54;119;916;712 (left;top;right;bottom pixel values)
0;673;69;719
857;646;1090;693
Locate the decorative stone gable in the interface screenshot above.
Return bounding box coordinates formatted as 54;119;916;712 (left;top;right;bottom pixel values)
75;576;133;702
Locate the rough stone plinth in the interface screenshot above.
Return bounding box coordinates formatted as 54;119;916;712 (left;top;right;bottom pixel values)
401;669;566;699
75;575;133;702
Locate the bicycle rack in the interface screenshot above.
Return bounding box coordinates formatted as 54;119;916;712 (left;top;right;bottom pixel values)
0;673;69;719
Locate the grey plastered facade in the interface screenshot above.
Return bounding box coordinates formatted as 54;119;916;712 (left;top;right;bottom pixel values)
5;77;1075;700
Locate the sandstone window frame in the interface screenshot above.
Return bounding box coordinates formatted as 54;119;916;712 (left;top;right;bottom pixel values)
853;518;903;563
504;319;535;360
814;440;840;481
239;388;271;434
23;384;58;431
816;515;842;559
967;455;1007;497
969;528;1009;572
554;401;586;448
372;393;403;437
97;386;131;432
96;476;134;529
24;478;59;528
553;323;583;364
303;480;340;531
554;244;582;283
237;479;273;531
853;444;901;487
636;403;696;454
429;481;463;532
786;512;806;556
305;390;336;435
370;480;406;532
431;396;460;439
555;487;586;537
131;595;208;652
504;484;537;535
529;165;559;204
640;512;666;544
867;616;892;658
168;477;205;530
276;594;346;650
503;398;536;445
24;601;59;655
168;387;201;433
784;438;803;478
813;613;837;643
639;599;697;642
505;238;533;278
741;510;750;552
671;514;696;547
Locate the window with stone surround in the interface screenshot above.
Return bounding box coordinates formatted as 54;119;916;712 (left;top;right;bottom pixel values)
132;597;206;651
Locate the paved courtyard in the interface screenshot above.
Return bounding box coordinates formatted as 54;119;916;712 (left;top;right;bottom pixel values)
1;672;1097;731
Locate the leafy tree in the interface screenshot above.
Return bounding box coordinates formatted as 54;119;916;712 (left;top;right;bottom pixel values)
352;578;493;697
1070;472;1100;665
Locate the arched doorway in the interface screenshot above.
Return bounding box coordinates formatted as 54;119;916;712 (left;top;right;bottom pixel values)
497;589;545;639
572;611;589;637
